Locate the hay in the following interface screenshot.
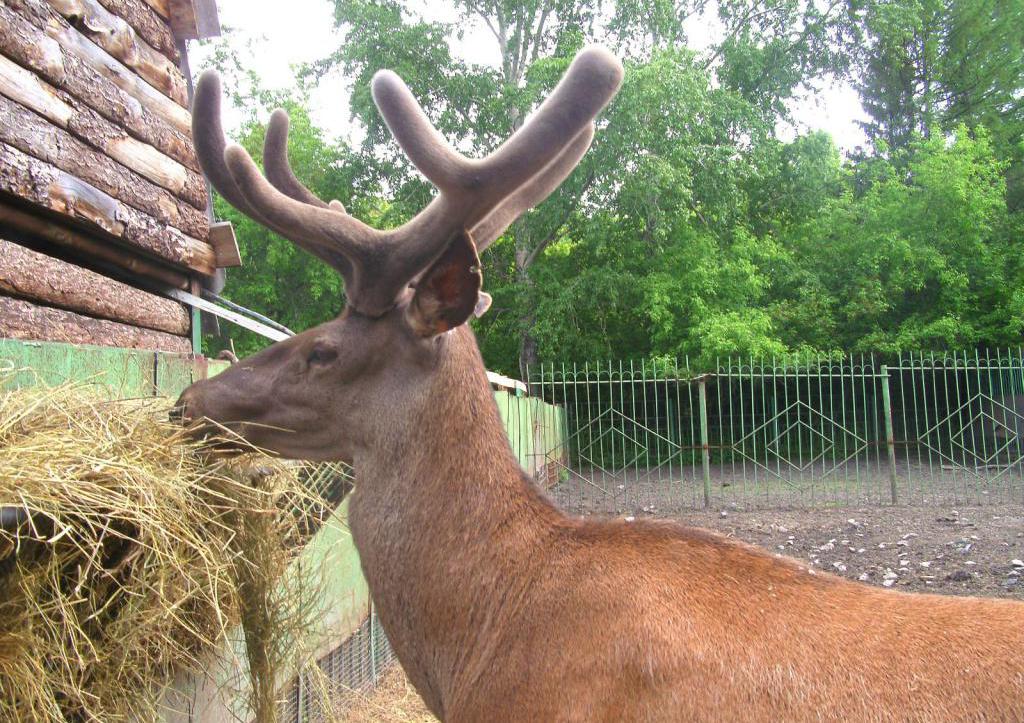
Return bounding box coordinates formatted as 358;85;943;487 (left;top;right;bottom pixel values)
0;377;331;722
332;665;435;723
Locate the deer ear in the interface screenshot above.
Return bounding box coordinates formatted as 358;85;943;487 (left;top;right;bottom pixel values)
406;230;483;337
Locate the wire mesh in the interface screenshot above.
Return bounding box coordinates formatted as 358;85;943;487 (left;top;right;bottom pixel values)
277;604;397;723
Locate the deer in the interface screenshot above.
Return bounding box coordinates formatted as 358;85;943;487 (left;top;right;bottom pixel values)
175;47;1024;722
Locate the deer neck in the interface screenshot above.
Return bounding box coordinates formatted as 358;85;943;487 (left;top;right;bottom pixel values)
346;326;556;710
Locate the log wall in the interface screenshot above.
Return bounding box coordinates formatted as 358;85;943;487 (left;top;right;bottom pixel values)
0;239;190;336
0;0;224;354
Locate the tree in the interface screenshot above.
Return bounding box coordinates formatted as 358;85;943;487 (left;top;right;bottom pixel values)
850;0;1024;206
307;0;850;374
197;2;1023;373
773;126;1018;352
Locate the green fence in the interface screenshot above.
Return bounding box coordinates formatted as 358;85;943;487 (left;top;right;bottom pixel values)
528;350;1024;513
0;338;223;397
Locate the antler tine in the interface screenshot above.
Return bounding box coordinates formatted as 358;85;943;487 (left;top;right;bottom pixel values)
263;109;355;277
192;71;275;227
263;109;331;208
471;124;595;252
370;71;470;195
265;110;350;212
194;70;369;286
221;144;391;305
372;46;623;226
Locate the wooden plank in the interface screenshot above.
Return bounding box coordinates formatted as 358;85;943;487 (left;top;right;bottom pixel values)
7;0;192;132
0;238;190;335
0;200;189;289
168;0;220;40
165;288;291;342
46;0;188;106
0;295;191;353
0;3;199;171
91;0;179;63
0;142;215;275
0;93;209;237
208;221;241;268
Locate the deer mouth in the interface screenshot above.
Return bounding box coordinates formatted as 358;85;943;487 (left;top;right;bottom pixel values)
170;408;258;456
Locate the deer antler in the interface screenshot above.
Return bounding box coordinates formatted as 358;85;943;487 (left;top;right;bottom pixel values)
193;47;623;316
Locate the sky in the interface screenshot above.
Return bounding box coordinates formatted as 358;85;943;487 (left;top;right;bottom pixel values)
190;0;870;152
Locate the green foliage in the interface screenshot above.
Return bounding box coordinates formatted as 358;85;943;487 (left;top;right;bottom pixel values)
850;0;1024;206
197;1;1024;376
775;126;1017;352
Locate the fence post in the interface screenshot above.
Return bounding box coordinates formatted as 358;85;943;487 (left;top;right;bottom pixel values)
880;365;898;504
698;375;711;508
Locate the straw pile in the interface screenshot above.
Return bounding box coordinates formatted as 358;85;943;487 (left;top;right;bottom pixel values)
333;665;434;723
0;378;331;722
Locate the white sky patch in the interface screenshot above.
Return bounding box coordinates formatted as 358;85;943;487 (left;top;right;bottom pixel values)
190;0;869;152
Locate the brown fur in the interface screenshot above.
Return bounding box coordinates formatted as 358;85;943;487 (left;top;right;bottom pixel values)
346;328;1024;722
180;321;1024;721
178;47;1024;721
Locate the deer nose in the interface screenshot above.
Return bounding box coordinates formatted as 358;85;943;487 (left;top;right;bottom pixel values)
170;389;196;425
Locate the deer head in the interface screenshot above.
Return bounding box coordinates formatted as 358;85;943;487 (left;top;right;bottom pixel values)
176;48;624;460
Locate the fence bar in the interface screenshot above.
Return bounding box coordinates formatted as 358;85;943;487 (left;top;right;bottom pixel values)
698;376;711;508
880;365;898;504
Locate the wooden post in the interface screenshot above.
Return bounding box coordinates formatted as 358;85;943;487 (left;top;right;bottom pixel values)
881;365;899;504
698;376;711;508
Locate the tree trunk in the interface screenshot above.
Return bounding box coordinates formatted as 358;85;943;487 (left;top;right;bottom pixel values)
140;0;168;18
0;54;206;209
5;0;192;134
0;295;191;352
90;0;179;64
0;3;199;170
515;221;539;382
0;239;190;335
0;141;215;275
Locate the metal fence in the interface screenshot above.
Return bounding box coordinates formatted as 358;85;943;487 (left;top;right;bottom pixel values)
527;350;1024;514
278;604;396;722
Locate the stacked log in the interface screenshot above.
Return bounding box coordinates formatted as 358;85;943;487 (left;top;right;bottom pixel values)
0;0;226;354
0;296;191;353
0;240;189;335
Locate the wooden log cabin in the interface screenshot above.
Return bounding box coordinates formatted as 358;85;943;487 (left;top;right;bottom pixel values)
0;0;235;356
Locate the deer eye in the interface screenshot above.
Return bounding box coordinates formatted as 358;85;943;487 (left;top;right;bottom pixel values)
306;344;338;366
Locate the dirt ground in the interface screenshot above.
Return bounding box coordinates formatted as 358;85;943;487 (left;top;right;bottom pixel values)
673;503;1024;599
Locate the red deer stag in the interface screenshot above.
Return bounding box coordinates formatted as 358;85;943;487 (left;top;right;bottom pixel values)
176;48;1024;721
